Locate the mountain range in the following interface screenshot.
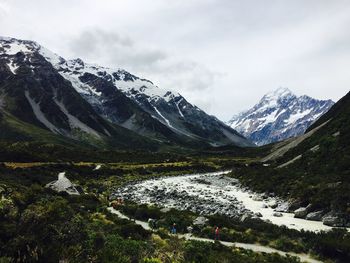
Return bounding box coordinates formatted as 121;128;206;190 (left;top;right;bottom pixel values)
228;87;334;145
0;37;253;150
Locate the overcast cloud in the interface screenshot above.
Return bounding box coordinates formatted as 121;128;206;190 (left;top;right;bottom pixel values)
1;0;350;120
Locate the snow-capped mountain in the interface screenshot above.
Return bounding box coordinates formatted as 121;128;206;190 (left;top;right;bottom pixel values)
227;88;334;145
0;37;253;148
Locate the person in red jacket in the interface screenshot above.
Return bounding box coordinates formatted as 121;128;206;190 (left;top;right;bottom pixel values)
214;226;219;240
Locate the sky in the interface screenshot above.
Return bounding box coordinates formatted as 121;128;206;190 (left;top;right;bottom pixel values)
1;0;350;120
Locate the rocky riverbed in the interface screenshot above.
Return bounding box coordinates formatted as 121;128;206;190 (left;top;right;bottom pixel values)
111;171;348;232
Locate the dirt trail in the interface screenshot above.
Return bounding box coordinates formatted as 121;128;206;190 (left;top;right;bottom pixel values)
107;207;323;263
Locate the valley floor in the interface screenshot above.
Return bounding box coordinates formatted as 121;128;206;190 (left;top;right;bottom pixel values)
0;158;349;262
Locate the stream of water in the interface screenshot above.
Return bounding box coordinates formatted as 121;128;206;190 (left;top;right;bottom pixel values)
112;171;345;232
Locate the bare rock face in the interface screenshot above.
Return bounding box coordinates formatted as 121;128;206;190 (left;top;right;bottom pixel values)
46;172;80;195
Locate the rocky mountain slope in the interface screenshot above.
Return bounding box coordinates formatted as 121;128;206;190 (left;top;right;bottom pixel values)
235;90;350;227
0;38;158;151
0;37;253;148
228;88;334;145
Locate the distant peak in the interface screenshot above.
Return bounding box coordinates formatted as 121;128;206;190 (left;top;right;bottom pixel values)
264;87;293;98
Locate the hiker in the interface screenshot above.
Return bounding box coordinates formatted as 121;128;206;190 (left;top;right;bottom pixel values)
148;218;156;230
171;223;177;234
110;198;124;209
214;226;219;240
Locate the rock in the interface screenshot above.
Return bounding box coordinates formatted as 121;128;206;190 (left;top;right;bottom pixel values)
193;216;208;226
306;211;323;221
332;131;340;137
322;212;346;227
288;199;302;211
267;200;278;209
273;212;283;217
261;193;268;199
187;226;193;233
294;207;308;218
255;212;263;217
46;172;80;195
262;204;268;208
75;185;84;194
240;213;251;222
326;182;342;189
160;207;171;213
252;196;263;201
93;164;102;170
275;202;290;212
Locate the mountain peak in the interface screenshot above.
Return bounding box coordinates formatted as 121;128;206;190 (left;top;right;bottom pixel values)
264;87;293;98
228;88;334;145
261;87;294;103
255;87;296;111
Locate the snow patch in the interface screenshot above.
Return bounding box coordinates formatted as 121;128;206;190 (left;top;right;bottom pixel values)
6;61;19;74
175;98;185;118
2;42;31;55
284;109;312;125
153;106;173;128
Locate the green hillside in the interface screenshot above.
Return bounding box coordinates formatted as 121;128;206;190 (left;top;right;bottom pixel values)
234;91;350;223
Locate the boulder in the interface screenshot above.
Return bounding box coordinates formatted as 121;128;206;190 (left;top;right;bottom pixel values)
252;196;263;201
294;207;308;218
261;193;269;199
273;212;283;217
322;212;346;227
46;172;80;195
267;200;278;209
193;216;208;226
160;207;171;213
275;202;290;212
288;199;302;211
255;212;263;217
306;211;324;221
187;226;193;233
240;213;251;222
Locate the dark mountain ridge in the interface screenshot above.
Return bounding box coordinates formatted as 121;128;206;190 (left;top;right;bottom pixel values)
0;37;253;149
